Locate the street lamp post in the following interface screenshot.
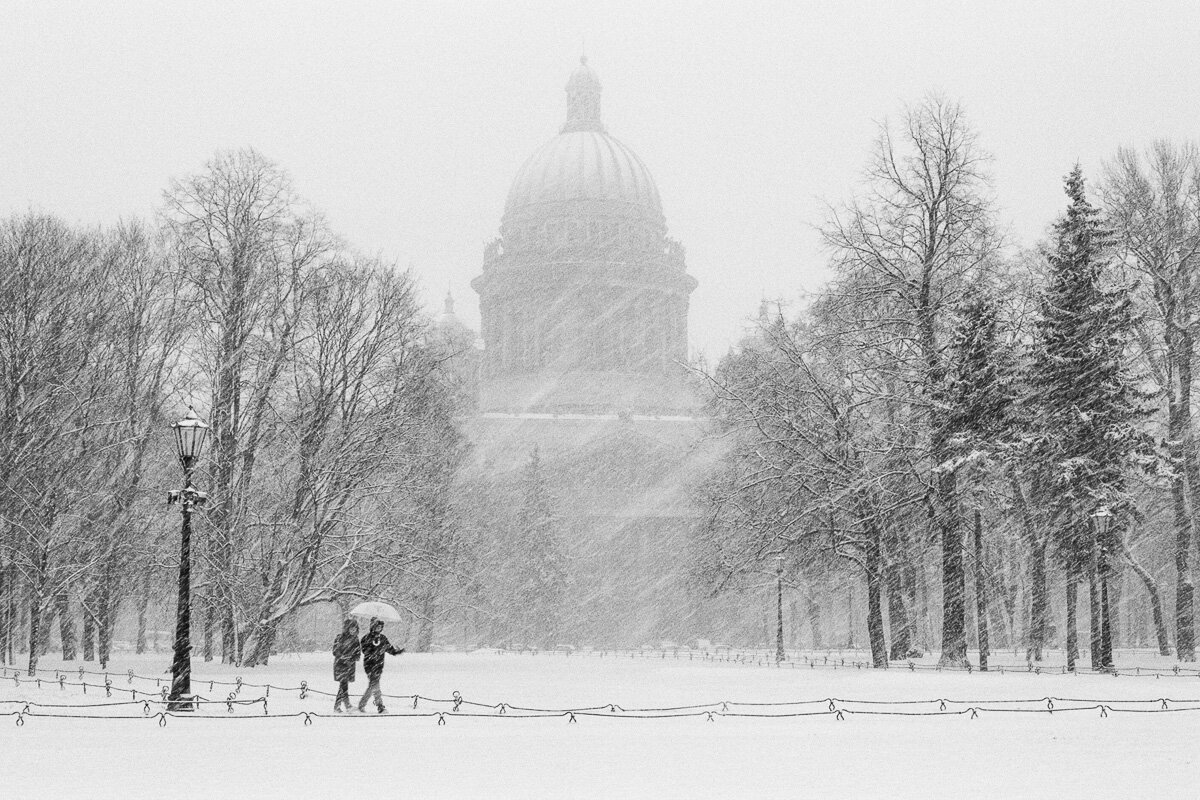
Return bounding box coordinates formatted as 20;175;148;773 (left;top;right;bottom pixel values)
775;555;785;663
167;408;209;711
1091;506;1114;673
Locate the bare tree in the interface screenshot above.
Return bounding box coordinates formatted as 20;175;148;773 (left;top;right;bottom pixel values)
1104;141;1200;661
162;148;333;662
237;259;463;665
0;214;120;674
822;95;1001;666
700;310;911;666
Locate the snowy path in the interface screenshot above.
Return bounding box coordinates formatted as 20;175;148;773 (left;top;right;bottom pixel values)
2;651;1197;798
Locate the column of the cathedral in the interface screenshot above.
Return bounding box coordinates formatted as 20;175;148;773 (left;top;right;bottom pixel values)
676;298;688;363
664;295;682;364
622;291;636;369
620;293;636;370
517;307;530;371
657;293;670;372
531;297;543;370
500;307;513;373
640;292;656;372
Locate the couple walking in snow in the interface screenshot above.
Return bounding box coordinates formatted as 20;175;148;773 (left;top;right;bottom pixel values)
332;617;405;713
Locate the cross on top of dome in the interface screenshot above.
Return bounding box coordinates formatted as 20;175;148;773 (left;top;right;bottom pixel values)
562;56;605;134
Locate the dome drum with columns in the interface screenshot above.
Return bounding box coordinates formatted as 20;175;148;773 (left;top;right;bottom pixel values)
472;57;697;385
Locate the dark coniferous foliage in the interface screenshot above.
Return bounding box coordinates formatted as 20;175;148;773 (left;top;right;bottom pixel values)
1029;166;1154;669
513;447;569;648
944;291;1016;671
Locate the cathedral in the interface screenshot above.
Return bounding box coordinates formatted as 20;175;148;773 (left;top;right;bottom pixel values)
472;56;695;398
449;58;717;647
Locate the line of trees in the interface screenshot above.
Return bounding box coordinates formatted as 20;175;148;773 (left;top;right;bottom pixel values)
699;96;1200;668
5;112;1199;667
0;148;469;674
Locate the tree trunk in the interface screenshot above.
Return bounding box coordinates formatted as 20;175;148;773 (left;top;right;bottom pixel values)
1109;570;1123;648
1177;325;1198;661
1175;527;1196;662
211;293;246;669
1129;572;1145;648
788;599;799;647
990;542;1017;651
1028;538;1048;662
5;565;14;664
1088;567;1101;668
203;597;214;661
1099;564;1115;671
937;468;968;666
1134;587;1148;648
1011;474;1047;661
135;593;148;655
1066;578;1079;672
232;611;244;665
0;562;9;665
886;562;912;660
241;621;277;668
1125;546;1172;656
884;529;915;660
135;570;151;655
222;605;238;664
16;599;28;654
845;583;857;649
973;508;990;672
81;593;96;662
26;597;42;676
97;564;116;670
902;564;921;655
56;592;76;661
37;601;53;656
865;522;888;668
807;597;823;650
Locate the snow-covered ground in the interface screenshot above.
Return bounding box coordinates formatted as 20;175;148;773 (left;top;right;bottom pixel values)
2;649;1197;798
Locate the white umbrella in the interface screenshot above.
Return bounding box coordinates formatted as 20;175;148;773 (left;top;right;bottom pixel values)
348;600;402;623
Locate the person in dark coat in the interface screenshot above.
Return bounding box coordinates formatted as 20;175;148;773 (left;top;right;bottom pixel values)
357;618;404;713
332;618;361;712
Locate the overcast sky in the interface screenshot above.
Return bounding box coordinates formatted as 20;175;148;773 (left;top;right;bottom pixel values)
3;0;1199;359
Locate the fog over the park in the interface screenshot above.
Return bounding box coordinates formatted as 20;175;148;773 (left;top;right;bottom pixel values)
8;5;1200;796
4;0;1199;358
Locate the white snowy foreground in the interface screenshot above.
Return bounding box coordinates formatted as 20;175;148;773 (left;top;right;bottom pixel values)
1;649;1197;799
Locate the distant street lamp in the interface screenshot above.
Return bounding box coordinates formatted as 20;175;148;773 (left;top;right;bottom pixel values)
775;555;785;663
167;408;209;711
1091;506;1115;673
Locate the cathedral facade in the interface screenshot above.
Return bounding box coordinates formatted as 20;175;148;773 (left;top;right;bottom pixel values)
457;59;716;647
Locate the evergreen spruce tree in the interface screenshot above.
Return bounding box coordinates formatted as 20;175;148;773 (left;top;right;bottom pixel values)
514;447;569;649
945;290;1015;672
1030;165;1151;672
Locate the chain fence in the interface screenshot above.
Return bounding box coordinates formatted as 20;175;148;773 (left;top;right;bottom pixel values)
4;661;1200;726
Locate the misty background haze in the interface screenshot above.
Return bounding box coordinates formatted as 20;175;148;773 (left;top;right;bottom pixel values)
7;5;1200;797
4;0;1200;359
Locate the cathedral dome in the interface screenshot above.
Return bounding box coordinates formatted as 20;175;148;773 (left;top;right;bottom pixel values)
474;58;693;383
503;57;664;224
504;131;663;220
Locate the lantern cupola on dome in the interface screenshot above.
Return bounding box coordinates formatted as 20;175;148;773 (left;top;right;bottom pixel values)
503;57;663;224
562;55;604;134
